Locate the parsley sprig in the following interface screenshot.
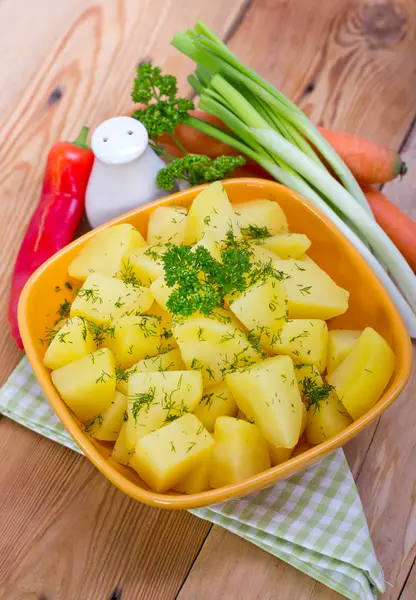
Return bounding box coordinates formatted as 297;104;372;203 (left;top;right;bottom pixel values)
131;62;246;189
131;63;193;139
156;154;246;191
162;230;287;317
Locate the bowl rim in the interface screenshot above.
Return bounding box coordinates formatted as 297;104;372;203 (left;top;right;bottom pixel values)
18;178;413;509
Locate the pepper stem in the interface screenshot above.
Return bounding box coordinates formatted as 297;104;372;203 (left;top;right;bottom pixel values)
72;126;90;149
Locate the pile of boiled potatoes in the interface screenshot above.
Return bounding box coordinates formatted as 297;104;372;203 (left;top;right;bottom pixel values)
43;182;395;494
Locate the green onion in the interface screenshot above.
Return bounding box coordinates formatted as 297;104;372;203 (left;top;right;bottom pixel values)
171;22;416;332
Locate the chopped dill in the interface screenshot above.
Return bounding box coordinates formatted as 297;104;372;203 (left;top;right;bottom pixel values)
289;331;310;343
84;414;103;434
186;441;197;453
241;224;272;242
118;259;142;288
95;370;112;384
200;392;214;409
300;377;334;413
131;387;156;421
77;286;103;304
57;331;72;344
297;285;312;296
57;299;71;319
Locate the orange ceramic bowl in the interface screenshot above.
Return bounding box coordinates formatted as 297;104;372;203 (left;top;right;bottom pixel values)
19;179;412;509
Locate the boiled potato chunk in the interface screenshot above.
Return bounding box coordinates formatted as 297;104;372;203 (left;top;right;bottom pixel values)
306;391;353;445
229;278;288;351
270;319;328;372
51;348;116;422
193;382;238;432
147;206;187;245
226;356;303;449
262;233;311;259
70;273;153;326
85;391;127;441
209;417;270;488
250;244;281;264
122;245;165;286
328;327;395;420
193;230;222;261
111;422;133;465
294;362;323;390
43;317;96;370
116;348;185;394
147;302;178;352
105;314;161;369
327;329;361;375
183;182;241;245
172;310;262;384
295;363;349;442
300;402;308;436
267;444;293;466
273;259;349;320
126;370;203;448
234;199;288;235
135;347;185;374
150;275;173;312
130;414;213;493
68;224;146;281
173;448;212;494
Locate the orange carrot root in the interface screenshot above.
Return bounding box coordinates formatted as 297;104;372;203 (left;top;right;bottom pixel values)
318;127;406;185
363;186;416;271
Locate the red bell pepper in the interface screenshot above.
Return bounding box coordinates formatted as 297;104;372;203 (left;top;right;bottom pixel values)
8;126;94;349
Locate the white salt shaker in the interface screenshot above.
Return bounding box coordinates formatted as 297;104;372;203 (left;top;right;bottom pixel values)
86;116;169;228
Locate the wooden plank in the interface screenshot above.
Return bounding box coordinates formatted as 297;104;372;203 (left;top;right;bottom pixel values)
347;128;416;600
179;129;416;600
399;560;416;600
177;526;339;600
310;128;416;600
178;1;416;598
0;0;249;383
0;1;248;598
382;122;416;219
0;420;211;600
223;0;416;148
354;348;416;600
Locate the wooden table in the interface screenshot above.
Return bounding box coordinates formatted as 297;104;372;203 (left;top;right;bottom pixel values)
0;1;415;598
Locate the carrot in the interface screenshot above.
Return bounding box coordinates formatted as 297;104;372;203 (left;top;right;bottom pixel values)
363;185;416;271
318;127;407;185
159;109;240;158
159;109;273;180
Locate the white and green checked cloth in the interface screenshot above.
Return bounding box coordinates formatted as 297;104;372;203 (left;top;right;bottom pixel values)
1;357;385;600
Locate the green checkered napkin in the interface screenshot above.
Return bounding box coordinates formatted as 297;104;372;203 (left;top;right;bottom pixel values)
1;358;385;600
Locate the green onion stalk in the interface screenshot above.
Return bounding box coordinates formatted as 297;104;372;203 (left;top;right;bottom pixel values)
171;21;416;335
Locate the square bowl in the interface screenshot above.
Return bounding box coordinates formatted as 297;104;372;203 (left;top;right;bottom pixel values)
18;178;413;509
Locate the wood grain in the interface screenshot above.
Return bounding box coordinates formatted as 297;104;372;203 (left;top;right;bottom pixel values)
179;1;416;599
226;0;416;148
1;0;416;599
355;349;416;599
177;526;341;600
399;563;416;600
382;120;416;219
0;1;247;598
0;420;211;600
0;0;249;383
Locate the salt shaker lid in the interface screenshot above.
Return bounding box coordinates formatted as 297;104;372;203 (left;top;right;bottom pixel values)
91;116;149;165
